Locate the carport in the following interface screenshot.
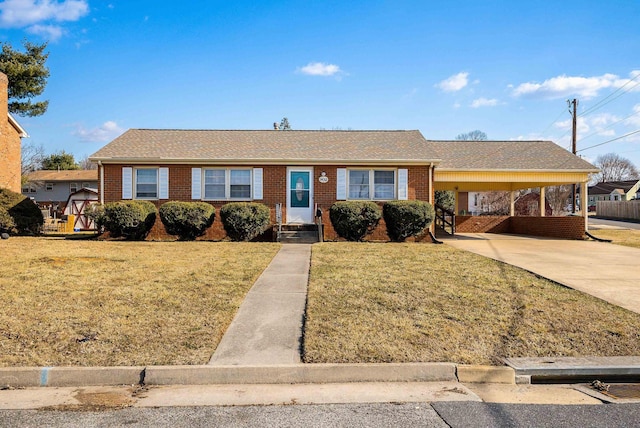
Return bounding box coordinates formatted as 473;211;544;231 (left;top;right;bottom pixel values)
429;140;598;239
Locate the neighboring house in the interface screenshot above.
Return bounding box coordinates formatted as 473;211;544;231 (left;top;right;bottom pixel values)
580;180;640;209
89;130;597;241
22;170;99;216
0;72;29;193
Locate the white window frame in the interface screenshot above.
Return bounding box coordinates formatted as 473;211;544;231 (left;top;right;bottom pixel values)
82;182;91;188
347;168;396;201
45;182;54;191
134;167;159;200
202;168;253;201
70;182;79;193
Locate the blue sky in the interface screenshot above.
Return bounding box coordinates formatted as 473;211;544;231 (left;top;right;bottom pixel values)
1;0;639;168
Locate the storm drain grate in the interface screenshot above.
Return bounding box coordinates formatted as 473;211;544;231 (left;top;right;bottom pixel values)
602;384;640;399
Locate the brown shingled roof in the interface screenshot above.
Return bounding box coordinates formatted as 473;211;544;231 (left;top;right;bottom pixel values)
89;129;597;172
428;140;598;171
89;129;438;164
26;170;98;182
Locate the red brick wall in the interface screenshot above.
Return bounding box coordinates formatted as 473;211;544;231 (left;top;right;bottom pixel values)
100;163;434;241
510;216;586;240
0;72;22;193
456;215;586;239
456;215;511;233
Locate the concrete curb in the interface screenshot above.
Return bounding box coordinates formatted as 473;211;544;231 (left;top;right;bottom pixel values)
457;365;515;384
1;363;458;387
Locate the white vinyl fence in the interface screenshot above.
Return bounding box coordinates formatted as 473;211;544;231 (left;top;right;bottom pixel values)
596;200;640;221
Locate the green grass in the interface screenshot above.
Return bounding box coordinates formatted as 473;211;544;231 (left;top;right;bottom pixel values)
304;242;640;365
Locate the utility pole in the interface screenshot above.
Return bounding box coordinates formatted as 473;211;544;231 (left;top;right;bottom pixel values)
569;99;578;214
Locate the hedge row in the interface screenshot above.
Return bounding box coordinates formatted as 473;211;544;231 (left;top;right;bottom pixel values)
91;200;270;241
329;200;434;242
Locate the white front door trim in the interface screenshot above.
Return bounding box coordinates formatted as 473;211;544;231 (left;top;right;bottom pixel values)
286;167;314;224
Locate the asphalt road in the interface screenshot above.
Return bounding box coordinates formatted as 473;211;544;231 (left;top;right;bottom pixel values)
3;403;640;427
589;217;640;230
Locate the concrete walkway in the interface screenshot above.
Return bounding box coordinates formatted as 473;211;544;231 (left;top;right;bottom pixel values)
208;244;311;366
442;233;640;314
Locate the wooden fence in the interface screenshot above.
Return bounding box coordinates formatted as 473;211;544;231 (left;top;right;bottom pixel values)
596;200;640;220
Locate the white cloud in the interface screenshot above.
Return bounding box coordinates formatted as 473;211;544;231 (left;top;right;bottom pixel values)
436;72;469;92
470;97;499;108
74;121;124;143
512;70;640;100
27;23;64;40
298;62;342;77
0;0;88;40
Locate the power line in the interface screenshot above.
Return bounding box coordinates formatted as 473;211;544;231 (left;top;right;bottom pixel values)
577;129;640;152
581;73;640;117
578;108;640;142
539;107;570;136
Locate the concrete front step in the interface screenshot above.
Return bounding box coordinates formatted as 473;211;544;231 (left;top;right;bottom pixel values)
279;230;319;243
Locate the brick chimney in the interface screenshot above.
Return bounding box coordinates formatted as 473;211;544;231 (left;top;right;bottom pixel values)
0;71;23;193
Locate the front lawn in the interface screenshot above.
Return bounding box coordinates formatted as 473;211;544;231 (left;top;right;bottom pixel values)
0;238;280;367
588;229;640;249
304;242;640;365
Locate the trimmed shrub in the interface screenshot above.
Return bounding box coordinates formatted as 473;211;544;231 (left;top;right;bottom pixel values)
0;187;43;234
220;202;270;241
329;201;381;241
159;201;215;240
86;203;106;232
0;206;16;234
383;200;435;242
103;200;157;240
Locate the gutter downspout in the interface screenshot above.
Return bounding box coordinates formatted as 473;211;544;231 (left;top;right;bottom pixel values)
98;161;104;204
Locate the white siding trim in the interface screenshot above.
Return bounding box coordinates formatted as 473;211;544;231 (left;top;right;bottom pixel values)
122;167;132;199
253;168;263;200
159;167;169;199
191;168;202;200
336;168;347;200
397;168;408;200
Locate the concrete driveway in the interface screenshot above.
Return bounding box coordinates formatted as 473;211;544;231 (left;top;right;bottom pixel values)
442;233;640;314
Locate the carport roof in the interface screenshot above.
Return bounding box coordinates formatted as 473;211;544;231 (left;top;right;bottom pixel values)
428;140;598;172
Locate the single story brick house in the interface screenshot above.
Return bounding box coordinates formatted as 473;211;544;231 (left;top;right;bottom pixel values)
89;129;598;241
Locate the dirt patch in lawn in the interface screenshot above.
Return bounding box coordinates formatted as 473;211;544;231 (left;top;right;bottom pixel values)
304;242;640;365
0;238;280;367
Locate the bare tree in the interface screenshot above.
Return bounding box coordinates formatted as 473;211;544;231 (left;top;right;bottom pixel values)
545;185;572;214
78;154;97;170
456;130;487;141
21;141;45;175
592;153;639;183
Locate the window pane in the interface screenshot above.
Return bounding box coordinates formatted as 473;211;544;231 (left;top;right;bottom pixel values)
204;170;225;199
230;170;251;185
349;170;369;199
136;169;157;198
230;170;251;199
374;171;394;199
230;185;251;198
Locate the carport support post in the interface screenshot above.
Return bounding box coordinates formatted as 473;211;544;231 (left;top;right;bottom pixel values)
540;187;546;217
581;181;588;230
509;191;515;216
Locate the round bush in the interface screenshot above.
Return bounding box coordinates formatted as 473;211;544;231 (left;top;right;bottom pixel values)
0;187;43;235
103;200;157;240
329;201;381;241
383;200;435;242
220;202;270;241
0;206;16;234
159;201;215;240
